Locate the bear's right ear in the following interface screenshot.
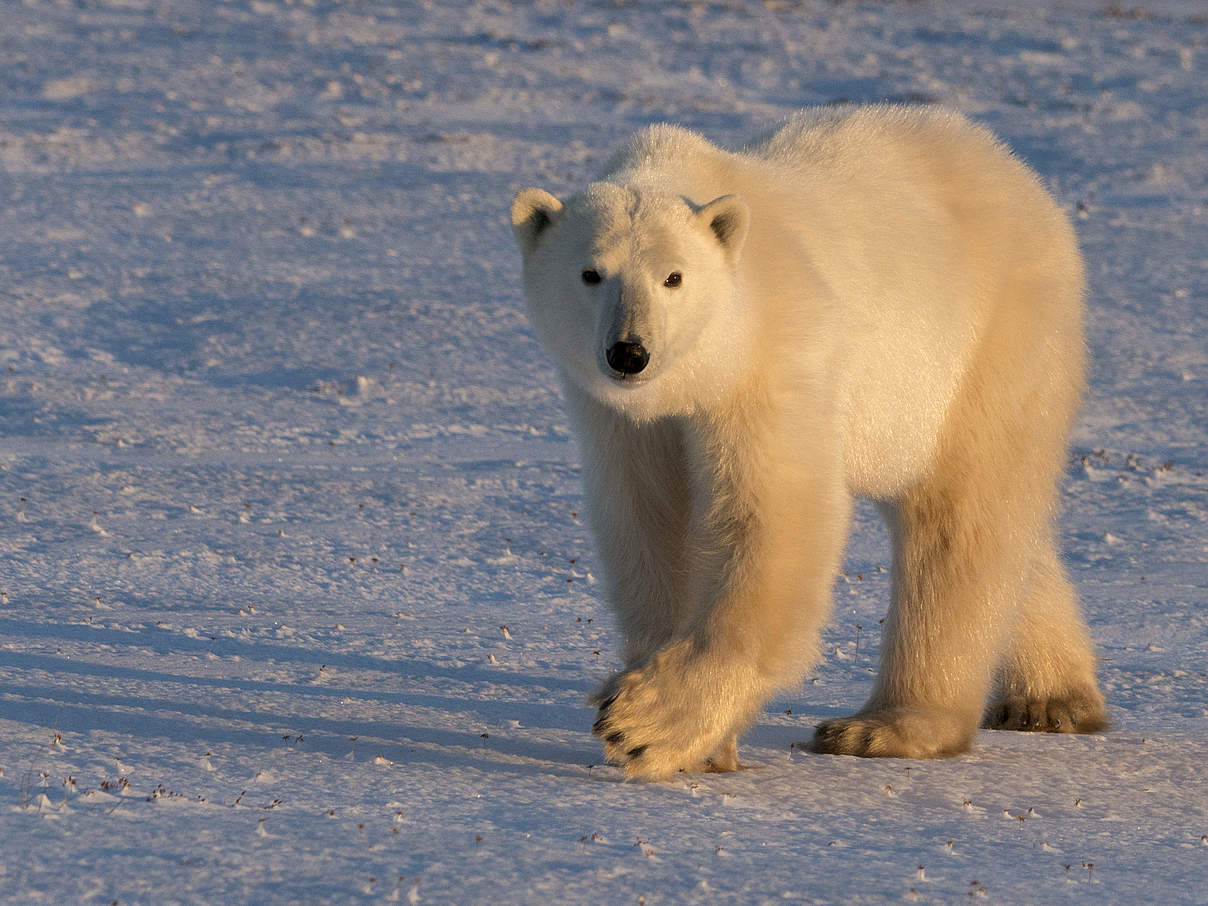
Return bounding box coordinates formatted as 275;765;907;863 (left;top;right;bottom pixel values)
511;188;564;253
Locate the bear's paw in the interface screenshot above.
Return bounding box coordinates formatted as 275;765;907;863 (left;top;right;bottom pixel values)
590;647;751;779
807;707;975;759
981;690;1109;734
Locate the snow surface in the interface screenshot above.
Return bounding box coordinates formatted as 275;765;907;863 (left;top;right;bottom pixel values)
1;0;1205;903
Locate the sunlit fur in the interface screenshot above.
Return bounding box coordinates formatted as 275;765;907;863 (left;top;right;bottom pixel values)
512;105;1107;780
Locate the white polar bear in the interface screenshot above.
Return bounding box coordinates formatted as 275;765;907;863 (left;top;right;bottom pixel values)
511;105;1107;780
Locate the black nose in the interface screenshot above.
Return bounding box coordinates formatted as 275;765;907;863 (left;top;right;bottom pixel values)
606;341;649;375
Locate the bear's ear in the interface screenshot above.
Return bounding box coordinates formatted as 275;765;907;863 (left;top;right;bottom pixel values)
511;188;564;253
695;194;750;260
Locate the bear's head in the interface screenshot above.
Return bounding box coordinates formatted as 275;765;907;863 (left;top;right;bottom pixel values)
511;181;750;421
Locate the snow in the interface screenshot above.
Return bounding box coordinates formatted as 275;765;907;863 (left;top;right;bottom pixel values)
1;0;1205;903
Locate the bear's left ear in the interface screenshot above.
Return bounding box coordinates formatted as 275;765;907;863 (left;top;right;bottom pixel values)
511;188;564;254
695;195;750;261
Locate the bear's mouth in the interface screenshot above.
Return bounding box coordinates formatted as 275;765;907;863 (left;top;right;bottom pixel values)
599;358;652;385
605;370;643;384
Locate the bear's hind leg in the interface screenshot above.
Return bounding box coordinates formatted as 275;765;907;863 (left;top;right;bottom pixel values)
982;546;1107;733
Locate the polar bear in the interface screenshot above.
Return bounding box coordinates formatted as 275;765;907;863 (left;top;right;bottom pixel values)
510;105;1107;780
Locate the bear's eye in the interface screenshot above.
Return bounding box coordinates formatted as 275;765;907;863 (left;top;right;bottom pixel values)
663;271;683;288
581;269;602;285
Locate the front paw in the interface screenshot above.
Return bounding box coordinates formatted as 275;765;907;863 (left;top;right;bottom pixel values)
982;690;1108;734
808;707;975;759
591;649;750;779
592;668;686;779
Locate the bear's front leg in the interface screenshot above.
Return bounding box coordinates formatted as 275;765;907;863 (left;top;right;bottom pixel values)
562;383;697;668
808;376;1107;758
593;399;850;779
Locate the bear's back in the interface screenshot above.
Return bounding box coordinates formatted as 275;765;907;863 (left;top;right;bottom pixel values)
597;123;748;203
748;105;998;170
746;105;1065;229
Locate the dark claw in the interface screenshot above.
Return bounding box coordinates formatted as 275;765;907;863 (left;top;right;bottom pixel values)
592;717;607;735
626;745;647;759
606;732;625;746
598;693;618;711
810;722;839;748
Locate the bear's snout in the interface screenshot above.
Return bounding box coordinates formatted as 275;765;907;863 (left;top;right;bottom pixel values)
606;340;650;377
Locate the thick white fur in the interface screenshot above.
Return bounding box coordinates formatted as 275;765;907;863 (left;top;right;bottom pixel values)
511;105;1107;780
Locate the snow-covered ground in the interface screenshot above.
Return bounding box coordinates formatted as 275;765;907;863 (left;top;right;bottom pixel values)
1;1;1205;902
